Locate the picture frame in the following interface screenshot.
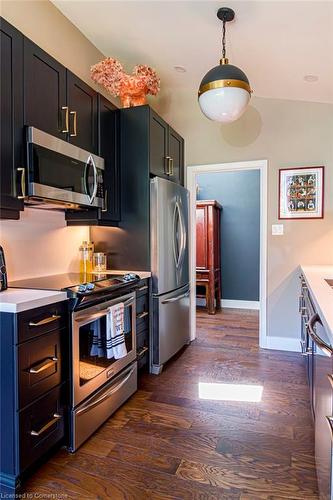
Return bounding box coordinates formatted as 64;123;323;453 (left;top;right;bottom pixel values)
278;166;324;220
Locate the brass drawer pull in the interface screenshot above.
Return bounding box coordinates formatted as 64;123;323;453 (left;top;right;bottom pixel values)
61;106;69;133
137;346;148;358
29;314;61;327
169;157;174;176
138;285;148;291
137;311;148;319
165;156;171;175
30;413;62;436
17;168;26;199
70;110;77;137
29;357;58;374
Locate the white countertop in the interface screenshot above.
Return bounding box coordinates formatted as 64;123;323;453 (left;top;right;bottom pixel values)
0;289;68;313
300;265;333;339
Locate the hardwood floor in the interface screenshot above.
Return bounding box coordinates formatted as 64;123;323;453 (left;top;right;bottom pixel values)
23;308;318;499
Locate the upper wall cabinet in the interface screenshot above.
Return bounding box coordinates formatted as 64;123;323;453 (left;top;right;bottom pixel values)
123;106;184;185
0;18;24;219
67;72;98;153
24;39;67;139
149;108;184;185
23;39;98;153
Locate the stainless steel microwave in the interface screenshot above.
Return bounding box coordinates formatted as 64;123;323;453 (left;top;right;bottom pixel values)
23;127;105;210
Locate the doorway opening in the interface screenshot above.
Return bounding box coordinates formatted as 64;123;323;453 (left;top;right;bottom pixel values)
186;160;268;347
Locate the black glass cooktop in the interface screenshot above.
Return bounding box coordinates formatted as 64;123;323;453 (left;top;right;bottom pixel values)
9;273;114;291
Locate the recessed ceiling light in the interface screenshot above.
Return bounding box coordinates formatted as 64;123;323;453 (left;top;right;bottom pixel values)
303;74;319;83
174;65;186;73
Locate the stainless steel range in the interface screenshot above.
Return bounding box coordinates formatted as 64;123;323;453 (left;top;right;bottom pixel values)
10;272;140;451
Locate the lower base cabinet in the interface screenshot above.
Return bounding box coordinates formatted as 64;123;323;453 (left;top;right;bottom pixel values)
135;279;150;371
0;301;68;495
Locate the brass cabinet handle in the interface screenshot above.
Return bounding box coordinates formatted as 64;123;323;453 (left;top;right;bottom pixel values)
137;311;148;319
61;106;69;133
17;168;26;199
137;346;148;358
101;189;108;212
29;314;61;327
138;285;148;291
165;156;171;175
30;413;62;436
169;157;174;176
29;357;58;374
70;110;77;137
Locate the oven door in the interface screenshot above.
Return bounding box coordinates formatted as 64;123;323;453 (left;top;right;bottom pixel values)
72;292;136;407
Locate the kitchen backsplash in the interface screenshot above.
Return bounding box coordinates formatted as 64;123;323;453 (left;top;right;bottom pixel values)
0;208;89;281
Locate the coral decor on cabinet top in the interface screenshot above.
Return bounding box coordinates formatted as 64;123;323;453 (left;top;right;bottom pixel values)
91;57;160;108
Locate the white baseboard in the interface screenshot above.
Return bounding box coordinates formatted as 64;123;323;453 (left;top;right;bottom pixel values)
264;336;300;352
196;298;260;310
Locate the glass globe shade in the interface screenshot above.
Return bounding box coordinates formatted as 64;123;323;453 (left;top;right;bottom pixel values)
198;87;250;123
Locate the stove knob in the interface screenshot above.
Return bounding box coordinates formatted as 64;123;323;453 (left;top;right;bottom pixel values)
78;284;87;292
86;283;95;291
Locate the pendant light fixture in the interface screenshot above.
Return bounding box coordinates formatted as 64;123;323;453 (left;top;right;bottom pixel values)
198;7;252;123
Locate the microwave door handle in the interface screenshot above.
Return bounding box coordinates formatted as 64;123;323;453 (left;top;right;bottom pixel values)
84;155;98;204
90;156;98;203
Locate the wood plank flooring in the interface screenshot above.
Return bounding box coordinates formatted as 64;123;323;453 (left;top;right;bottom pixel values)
23;307;318;499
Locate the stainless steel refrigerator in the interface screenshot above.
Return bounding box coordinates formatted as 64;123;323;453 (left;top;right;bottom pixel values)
150;177;190;374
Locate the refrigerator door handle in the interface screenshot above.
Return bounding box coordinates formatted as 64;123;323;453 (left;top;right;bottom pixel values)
162;289;190;304
178;201;187;271
173;201;180;268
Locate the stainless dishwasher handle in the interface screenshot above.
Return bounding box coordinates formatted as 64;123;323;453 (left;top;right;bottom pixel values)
308;313;333;357
76;364;136;416
137;311;148;319
326;416;333;439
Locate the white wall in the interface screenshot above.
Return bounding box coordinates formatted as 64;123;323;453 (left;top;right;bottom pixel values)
0;209;89;280
154;90;333;341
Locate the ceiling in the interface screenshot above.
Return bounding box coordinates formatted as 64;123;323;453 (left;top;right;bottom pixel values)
52;1;333;103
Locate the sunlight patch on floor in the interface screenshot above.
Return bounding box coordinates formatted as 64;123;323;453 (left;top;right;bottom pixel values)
198;382;263;402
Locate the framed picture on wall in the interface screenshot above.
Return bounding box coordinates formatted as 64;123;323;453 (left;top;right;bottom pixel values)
279;166;324;219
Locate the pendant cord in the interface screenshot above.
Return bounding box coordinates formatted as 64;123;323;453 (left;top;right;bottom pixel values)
222;19;226;59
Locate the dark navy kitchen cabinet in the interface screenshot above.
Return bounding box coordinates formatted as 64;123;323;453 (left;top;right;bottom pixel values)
0;18;24;219
149;107;184;185
67;71;98;153
24;38;67;139
24;40;98;153
0;301;68;495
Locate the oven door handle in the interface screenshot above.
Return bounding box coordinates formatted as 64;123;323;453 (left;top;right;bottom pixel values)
76;364;136;416
74;296;135;323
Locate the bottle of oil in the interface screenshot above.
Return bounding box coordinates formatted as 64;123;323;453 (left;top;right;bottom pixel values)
79;241;94;275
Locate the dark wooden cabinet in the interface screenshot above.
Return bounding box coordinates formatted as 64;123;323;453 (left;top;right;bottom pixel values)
67;72;98;153
122;106;184;185
24;41;97;153
0;18;24;219
168;126;184;185
196;200;222;314
135;279;150;371
66;95;120;226
149;108;184;185
23;38;67;139
0;301;68;495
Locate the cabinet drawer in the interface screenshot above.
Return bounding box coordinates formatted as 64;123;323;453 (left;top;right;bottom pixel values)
18;330;62;408
137;330;149;370
17;302;67;343
19;384;65;472
136;280;149;298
